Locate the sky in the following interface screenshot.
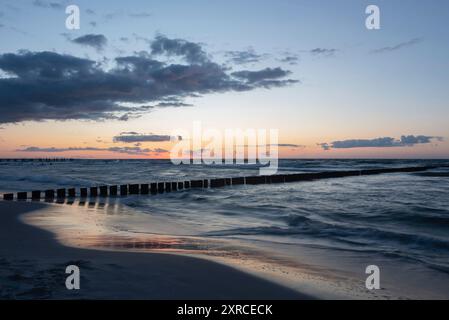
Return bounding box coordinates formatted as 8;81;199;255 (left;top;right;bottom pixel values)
0;0;448;159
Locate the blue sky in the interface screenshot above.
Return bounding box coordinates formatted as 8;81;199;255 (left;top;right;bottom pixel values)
0;0;448;158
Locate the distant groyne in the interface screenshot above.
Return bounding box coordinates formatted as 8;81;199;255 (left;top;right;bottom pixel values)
0;158;74;163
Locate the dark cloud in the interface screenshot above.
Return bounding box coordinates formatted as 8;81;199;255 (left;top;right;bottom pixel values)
120;131;139;135
310;48;337;57
89;21;97;28
371;38;422;54
225;50;265;64
275;143;303;148
150;35;209;64
71;34;107;51
0;36;297;124
279;55;299;65
16;145;163;155
86;9;96;15
231;67;297;87
319;135;442;150
113;133;176;143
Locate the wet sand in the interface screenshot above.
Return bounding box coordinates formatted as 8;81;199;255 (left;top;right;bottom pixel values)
0;201;312;299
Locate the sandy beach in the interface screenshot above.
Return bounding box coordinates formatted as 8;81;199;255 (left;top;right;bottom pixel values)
0;201;312;299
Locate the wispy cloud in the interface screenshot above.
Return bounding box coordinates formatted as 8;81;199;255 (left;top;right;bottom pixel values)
16;146;168;155
319;135;443;150
309;48;338;57
32;0;64;10
278;55;299;65
129;12;151;18
225;49;267;65
70;34;108;51
371;38;422;54
113;133;181;143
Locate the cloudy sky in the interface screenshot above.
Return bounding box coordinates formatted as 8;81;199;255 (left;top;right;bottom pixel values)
0;0;448;158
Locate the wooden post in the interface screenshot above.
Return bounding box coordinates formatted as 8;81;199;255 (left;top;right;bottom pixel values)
57;188;66;198
80;188;88;197
267;175;284;184
184;181;190;188
31;190;41;200
210;178;225;188
191;180;203;188
165;182;172;192
3;193;13;200
171;182;177;191
109;185;118;196
177;182;184;190
245;176;266;185
120;185;128;196
150;183;157;194
231;177;244;185
157;182;164;193
141;184;149;195
90;187;98;197
68;188;76;197
45;190;55;198
17;192;27;200
129;184;139;195
99;186;108;197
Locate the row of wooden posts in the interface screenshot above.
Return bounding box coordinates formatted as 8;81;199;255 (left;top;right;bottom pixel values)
1;166;435;201
0;158;74;162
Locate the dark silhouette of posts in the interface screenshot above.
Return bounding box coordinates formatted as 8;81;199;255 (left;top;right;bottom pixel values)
231;177;244;185
210;178;225;188
17;192;27;200
165;182;172;192
99;186;108;197
140;184;149;195
68;188;76;197
90;187;98;197
191;180;203;188
45;190;55;199
32;191;41;200
3;193;13;200
109;185;118;196
129;184;139;195
57;188;66;198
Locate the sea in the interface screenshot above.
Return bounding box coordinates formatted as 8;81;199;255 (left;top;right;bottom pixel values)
1;159;448;299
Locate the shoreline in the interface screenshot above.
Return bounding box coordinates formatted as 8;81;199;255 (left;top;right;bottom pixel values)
0;201;313;299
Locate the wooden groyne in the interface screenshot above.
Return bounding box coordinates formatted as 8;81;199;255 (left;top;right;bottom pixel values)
0;158;74;162
0;165;439;201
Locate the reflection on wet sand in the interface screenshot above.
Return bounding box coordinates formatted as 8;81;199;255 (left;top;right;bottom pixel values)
21;198;378;299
